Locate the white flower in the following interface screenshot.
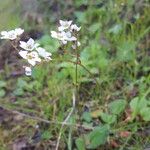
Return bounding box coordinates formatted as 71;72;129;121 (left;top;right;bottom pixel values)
36;47;52;61
1;30;17;40
24;66;32;76
58;20;72;31
19;38;39;51
51;31;76;44
19;50;41;66
0;28;24;40
15;28;24;36
63;31;77;41
51;31;65;41
71;24;81;31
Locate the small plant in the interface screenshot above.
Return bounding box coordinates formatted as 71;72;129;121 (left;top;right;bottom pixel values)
0;28;52;76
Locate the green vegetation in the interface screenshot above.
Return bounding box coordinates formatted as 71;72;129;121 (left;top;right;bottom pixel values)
0;0;149;149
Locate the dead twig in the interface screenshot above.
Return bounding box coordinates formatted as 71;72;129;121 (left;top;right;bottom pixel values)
55;91;76;150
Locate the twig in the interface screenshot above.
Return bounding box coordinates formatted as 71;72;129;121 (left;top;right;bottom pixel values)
55;92;76;150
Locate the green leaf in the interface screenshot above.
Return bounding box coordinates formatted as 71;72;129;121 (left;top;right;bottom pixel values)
109;99;127;115
13;88;24;96
75;137;85;150
42;131;52;140
0;81;6;88
86;125;109;149
17;78;28;89
89;23;101;34
117;41;136;62
82;112;92;123
140;107;150;121
130;97;148;119
100;113;117;124
0;89;5;97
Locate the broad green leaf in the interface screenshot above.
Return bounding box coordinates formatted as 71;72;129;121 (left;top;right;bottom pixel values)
17;78;28;89
75;137;85;150
130;97;148;119
86;125;109;149
100;112;117;124
0;81;6;88
13;88;24;96
117;41;136;62
0;89;5;97
82;112;92;123
74;11;87;24
109;99;127;115
89;23;101;34
140;107;150;121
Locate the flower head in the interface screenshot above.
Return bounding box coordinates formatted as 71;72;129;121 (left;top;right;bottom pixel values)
0;28;24;40
19;38;39;51
1;30;17;40
51;20;80;47
19;50;41;66
71;24;81;31
58;20;72;31
15;28;24;36
36;47;52;61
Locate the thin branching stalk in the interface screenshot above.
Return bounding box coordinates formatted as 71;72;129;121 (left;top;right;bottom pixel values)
66;60;100;88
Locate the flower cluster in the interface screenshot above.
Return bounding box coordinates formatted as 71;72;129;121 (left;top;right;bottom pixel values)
0;28;24;40
0;28;52;76
51;20;81;49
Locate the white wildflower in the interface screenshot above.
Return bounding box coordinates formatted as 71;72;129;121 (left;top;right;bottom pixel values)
63;31;77;41
36;47;52;61
19;50;41;66
1;30;17;40
0;28;24;40
15;28;24;36
58;20;72;31
51;31;65;41
71;24;81;31
51;31;76;44
20;38;39;51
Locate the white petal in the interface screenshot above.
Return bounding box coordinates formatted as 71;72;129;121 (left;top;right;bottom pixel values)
71;24;81;31
62;40;67;44
19;50;28;59
35;57;41;62
68;36;77;41
1;31;7;36
15;28;24;35
24;66;32;76
27;38;34;46
77;41;81;46
58;26;65;32
20;41;27;49
28;59;36;66
34;43;40;48
51;31;58;38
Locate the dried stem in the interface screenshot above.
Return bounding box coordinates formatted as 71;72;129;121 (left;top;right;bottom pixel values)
55;92;76;150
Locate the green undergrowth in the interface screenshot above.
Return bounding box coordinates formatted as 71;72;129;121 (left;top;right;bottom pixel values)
0;0;150;149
